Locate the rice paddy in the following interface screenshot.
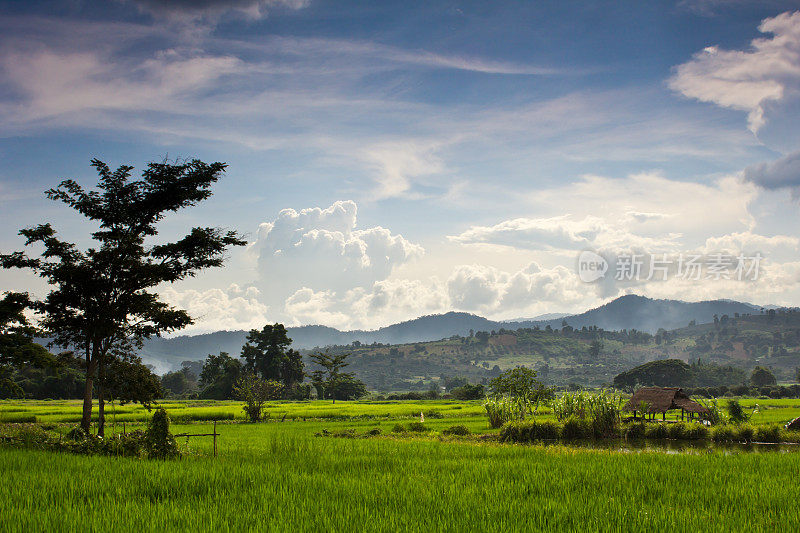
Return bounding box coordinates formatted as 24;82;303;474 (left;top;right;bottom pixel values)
3;398;800;531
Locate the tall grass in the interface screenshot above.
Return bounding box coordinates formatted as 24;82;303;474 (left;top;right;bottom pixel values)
2;422;800;531
552;390;621;437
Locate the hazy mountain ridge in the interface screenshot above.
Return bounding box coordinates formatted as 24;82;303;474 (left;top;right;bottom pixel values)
138;295;769;371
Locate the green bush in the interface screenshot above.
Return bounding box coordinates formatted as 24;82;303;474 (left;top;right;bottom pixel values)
64;426;87;440
561;417;592;440
685;424;709;441
0;424;50;448
391;423;406;433
726;399;751;424
754;425;781;443
667;422;689;440
711;425;737;442
442;425;470;436
737;425;755;443
143;408;180;460
407;422;428;432
366;428;382;436
624;422;646;439
532;420;561;441
424;410;444;419
501;420;562;443
644;424;668;440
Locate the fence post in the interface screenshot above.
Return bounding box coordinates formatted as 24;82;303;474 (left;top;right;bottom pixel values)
213;420;217;458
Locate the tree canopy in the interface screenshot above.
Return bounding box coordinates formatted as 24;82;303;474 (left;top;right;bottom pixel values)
751;366;777;387
0;158;244;433
241;323;304;390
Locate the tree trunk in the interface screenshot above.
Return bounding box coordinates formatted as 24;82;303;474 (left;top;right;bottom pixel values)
97;355;106;438
81;343;97;434
81;357;98;434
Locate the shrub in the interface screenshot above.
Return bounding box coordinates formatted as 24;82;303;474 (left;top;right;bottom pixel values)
407;422;428;432
684;424;709;440
0;424;50;448
737;425;755;443
143;408;180;460
726;399;751;424
96;431;145;457
667;422;691;440
755;425;781;443
644;424;668;440
65;426;87;440
711;425;737;442
391;423;406;433
424;410;444;419
502;420;563;443
442;425;470;436
366;428;382;436
697;398;725;425
234;373;283;422
625;422;646;439
533;420;561;441
561;417;591;440
451;383;485;400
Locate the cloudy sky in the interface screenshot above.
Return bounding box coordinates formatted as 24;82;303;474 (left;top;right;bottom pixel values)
3;0;800;333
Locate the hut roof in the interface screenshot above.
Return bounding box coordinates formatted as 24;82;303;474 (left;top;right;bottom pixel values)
623;387;709;414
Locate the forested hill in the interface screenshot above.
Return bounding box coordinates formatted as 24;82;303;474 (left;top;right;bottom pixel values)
137;296;766;371
528;295;761;333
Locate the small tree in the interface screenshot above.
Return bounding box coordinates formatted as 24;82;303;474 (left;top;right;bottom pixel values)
144;408;179;460
489;366;553;418
751;366;777;388
726;399;754;424
589;339;603;358
233;373;283;422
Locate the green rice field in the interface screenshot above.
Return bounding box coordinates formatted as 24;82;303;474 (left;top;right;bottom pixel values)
3;398;800;531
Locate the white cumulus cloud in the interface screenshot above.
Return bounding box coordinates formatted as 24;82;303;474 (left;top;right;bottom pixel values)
250;200;424;311
160;284;270;334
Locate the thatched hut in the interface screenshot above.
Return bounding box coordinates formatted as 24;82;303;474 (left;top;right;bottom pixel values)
623;387;709;421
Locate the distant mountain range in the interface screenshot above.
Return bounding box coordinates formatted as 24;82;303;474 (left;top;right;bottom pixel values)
138;295;769;372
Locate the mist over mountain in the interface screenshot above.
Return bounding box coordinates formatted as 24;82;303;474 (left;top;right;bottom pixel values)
137;295;768;372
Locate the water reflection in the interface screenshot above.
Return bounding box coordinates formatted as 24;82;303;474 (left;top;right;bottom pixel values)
536;439;800;454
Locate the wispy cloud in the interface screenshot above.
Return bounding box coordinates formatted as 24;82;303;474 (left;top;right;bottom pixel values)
670;10;800;133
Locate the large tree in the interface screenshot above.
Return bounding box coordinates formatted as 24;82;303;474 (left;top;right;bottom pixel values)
0;159;244;434
309;351;366;402
241;323;304;390
199;352;242;400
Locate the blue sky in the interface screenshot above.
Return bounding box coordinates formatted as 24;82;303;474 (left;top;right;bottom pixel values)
3;0;800;332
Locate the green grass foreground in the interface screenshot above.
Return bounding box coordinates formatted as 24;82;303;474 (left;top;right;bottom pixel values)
3;423;800;531
3;399;800;531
